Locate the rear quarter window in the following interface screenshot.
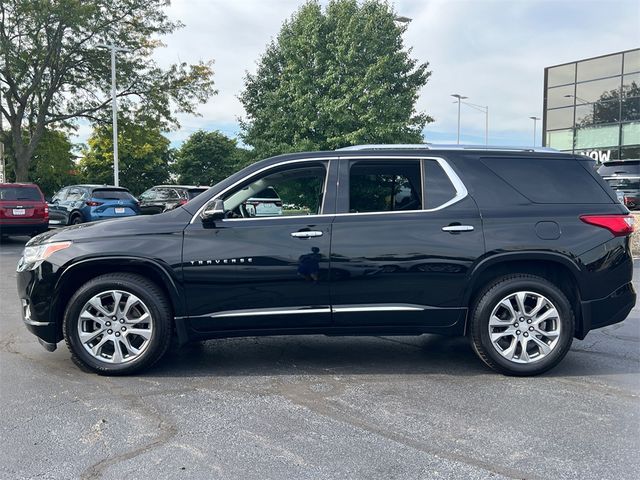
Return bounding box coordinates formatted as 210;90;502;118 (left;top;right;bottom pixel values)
480;157;613;204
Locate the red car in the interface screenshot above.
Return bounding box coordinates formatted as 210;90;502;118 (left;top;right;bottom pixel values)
0;183;49;238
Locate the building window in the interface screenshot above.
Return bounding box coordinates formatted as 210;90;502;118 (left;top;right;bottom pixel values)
546;129;574;150
547;63;576;87
576;54;622;82
575;124;620;149
622;122;640;146
546;84;575;109
624;50;640;74
575;76;621;103
545;106;574;130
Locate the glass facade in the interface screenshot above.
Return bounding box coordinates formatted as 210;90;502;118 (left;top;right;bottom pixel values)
543;48;640;162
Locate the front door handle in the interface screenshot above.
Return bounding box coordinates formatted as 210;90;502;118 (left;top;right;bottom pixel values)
291;230;323;238
442;225;474;233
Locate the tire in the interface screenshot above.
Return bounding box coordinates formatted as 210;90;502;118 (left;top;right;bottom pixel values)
469;274;574;376
69;213;83;225
63;273;172;375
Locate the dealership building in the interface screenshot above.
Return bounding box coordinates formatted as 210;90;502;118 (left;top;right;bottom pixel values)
543;48;639;162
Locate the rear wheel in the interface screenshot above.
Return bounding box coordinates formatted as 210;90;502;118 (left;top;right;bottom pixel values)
63;273;172;375
69;213;83;225
469;274;574;376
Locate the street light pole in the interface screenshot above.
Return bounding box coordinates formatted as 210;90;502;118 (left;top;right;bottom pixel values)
529;116;540;147
97;42;130;187
451;94;467;144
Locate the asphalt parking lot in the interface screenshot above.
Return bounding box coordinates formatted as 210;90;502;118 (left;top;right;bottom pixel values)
0;236;638;480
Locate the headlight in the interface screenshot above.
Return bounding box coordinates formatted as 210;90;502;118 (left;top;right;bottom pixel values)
22;241;73;264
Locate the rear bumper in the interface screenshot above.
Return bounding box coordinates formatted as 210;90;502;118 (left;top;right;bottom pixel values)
577;282;636;339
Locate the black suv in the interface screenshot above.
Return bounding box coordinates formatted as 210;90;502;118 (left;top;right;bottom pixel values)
16;145;635;376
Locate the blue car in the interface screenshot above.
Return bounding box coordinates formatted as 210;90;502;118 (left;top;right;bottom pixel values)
48;185;140;226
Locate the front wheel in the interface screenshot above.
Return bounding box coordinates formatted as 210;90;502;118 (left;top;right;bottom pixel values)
63;273;172;375
469;274;574;376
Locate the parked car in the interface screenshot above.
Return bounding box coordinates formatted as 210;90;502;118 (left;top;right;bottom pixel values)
48;185;140;225
597;159;640;177
244;187;283;217
600;176;640;210
0;183;49;238
138;185;209;215
17;145;635;376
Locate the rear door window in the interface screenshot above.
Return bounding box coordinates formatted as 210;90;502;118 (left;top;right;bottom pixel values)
424;160;458;208
0;186;42;201
93;189;135;200
349;161;422;213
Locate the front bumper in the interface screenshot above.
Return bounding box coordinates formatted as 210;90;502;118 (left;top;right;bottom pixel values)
17;262;62;346
577;282;636;339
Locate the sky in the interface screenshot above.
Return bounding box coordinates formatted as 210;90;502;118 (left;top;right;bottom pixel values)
76;0;640;149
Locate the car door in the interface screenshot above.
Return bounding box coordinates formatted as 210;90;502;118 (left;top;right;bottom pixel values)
330;156;484;328
182;158;338;333
48;187;68;225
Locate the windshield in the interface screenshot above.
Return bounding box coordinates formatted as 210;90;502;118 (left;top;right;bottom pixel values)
0;186;42;201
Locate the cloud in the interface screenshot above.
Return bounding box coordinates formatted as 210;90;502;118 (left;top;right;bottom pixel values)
72;0;640;148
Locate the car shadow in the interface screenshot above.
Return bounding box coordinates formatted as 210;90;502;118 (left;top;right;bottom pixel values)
145;334;491;378
142;333;640;379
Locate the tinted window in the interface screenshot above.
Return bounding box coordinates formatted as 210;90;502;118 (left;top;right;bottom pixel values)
187;189;207;199
251;187;280;199
481;157;612;204
153;188;179;201
424;160;457;208
66;188;86;201
349;161;422;213
92;189;134;200
605;178;640;190
139;189;157;200
624;49;640;74
576;76;621;103
0;186;42;201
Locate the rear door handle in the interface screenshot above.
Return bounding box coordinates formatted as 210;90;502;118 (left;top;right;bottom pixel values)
442;225;474;233
291;230;323;238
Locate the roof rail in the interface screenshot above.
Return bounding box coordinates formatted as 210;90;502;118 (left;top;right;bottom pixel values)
336;144;560;153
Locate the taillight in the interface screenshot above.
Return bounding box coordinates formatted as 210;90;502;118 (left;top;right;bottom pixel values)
86;201;103;207
44;205;49;220
580;214;635;237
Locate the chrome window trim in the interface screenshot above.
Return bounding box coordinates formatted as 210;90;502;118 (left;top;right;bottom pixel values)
189;155;468;224
332;304;427;313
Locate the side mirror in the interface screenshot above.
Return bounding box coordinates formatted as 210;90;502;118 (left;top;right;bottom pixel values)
201;199;225;225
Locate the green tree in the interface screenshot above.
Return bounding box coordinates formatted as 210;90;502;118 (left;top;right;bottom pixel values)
1;128;76;196
173;130;249;186
239;0;431;158
79;122;171;195
0;0;216;181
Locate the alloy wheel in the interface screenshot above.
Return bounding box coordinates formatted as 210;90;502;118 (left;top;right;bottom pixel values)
77;290;153;364
488;291;561;364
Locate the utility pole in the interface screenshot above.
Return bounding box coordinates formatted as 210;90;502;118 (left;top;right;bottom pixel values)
97;42;130;187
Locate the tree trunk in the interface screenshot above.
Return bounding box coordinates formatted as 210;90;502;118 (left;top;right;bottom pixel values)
14;149;30;182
